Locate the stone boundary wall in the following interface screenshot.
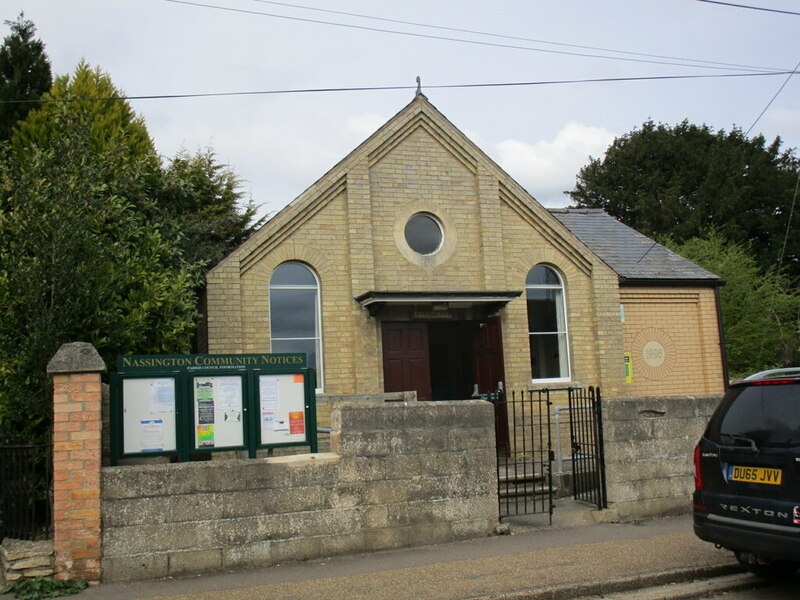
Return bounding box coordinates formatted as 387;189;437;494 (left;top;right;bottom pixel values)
1;539;54;583
101;400;497;582
315;391;417;452
603;394;722;520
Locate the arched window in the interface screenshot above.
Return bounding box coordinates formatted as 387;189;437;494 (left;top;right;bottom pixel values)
526;265;570;381
269;262;323;389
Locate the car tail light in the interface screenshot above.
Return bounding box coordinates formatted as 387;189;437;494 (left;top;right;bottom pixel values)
693;443;706;511
751;378;798;386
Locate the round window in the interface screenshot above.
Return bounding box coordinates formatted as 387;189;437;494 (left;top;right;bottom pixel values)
404;213;443;255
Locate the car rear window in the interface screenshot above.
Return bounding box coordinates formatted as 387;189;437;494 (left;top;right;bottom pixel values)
707;383;800;448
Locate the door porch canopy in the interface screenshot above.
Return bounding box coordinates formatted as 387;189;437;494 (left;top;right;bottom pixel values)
354;291;521;317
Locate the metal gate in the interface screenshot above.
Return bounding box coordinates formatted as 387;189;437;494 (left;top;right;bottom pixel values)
491;389;554;521
567;386;608;509
491;386;607;520
0;443;53;540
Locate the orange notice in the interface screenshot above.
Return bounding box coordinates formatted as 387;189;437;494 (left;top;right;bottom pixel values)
289;411;305;434
293;374;304;384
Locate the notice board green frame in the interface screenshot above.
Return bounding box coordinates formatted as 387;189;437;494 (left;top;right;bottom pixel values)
110;353;317;464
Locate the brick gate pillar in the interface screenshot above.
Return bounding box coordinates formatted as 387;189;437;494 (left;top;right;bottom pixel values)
47;342;106;583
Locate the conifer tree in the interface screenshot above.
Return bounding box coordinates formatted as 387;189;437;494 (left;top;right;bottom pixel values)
0;14;52;141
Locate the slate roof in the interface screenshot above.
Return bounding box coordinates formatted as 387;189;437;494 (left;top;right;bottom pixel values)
549;209;720;284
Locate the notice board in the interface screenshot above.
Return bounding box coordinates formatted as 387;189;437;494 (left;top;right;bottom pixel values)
257;373;308;445
192;375;244;449
121;377;177;454
111;353;316;463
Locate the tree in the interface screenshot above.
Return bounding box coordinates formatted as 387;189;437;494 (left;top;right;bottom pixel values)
0;109;199;442
568;120;800;281
12;60;154;158
668;232;799;377
0;61;263;441
12;61;261;270
156;150;264;269
0;13;52;141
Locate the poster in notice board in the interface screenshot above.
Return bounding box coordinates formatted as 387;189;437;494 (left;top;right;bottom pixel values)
192;375;244;449
258;373;307;445
122;377;177;454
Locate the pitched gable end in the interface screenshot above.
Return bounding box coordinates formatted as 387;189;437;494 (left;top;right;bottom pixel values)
368;110;478;174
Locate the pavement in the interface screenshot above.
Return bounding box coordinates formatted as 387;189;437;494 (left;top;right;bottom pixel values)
66;501;769;600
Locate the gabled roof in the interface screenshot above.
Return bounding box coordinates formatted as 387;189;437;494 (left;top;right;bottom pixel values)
215;93;596;278
549;209;720;285
211;94;716;289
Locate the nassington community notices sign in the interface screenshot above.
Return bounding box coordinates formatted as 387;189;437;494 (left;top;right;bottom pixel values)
111;353;316;464
118;353;306;372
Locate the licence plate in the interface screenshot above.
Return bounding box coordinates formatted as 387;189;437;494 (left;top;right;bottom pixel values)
729;465;783;485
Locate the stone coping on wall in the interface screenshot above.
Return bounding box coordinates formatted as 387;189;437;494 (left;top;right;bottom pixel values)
316;391;418;405
603;394;723;420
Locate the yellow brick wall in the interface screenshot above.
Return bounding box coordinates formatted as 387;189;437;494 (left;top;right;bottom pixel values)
205;96;720;402
237;191;360;394
370;127;484;289
206;256;243;353
620;288;725;395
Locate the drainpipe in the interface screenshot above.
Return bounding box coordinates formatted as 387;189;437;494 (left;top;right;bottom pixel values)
714;286;730;391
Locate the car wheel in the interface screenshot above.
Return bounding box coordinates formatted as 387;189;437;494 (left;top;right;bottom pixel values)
734;551;799;579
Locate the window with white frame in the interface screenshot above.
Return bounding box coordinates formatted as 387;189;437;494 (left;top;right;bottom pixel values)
526;265;570;381
269;262;323;389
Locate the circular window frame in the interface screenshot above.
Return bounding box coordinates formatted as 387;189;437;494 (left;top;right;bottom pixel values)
404;212;444;256
393;202;457;267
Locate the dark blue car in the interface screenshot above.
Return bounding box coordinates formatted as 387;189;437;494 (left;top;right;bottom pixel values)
693;368;800;578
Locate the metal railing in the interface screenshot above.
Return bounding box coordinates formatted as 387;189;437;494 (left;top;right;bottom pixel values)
0;443;53;540
491;386;607;520
567;386;607;509
492;389;554;520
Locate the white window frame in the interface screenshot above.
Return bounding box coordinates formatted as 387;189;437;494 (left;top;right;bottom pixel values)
526;265;572;384
269;262;324;392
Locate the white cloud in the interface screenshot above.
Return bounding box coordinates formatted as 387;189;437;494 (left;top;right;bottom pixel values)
490;122;616;207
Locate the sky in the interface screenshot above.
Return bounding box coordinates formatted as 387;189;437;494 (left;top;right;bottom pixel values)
12;0;800;220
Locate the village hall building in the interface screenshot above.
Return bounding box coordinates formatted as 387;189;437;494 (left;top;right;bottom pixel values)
203;94;726;402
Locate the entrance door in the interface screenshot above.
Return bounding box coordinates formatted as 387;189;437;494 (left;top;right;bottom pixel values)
381;318;507;406
381;322;432;401
429;322;475;400
473;316;509;452
473;316;505;394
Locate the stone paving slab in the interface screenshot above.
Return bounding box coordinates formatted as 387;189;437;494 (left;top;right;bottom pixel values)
73;514;741;600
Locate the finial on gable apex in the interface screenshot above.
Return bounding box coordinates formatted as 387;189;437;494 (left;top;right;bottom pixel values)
415;75;422;97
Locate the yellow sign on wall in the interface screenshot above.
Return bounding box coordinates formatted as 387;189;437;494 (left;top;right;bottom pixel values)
624;352;633;383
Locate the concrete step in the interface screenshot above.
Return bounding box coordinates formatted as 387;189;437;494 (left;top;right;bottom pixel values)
497;464;548;483
499;482;558;499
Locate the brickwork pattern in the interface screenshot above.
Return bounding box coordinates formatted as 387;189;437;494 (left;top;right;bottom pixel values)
204;95;720;402
206;257;243;353
620;288;725;395
52;372;102;582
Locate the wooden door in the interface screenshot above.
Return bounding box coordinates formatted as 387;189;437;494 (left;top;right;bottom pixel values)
382;322;432;401
473;316;505;394
473;316;509;452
